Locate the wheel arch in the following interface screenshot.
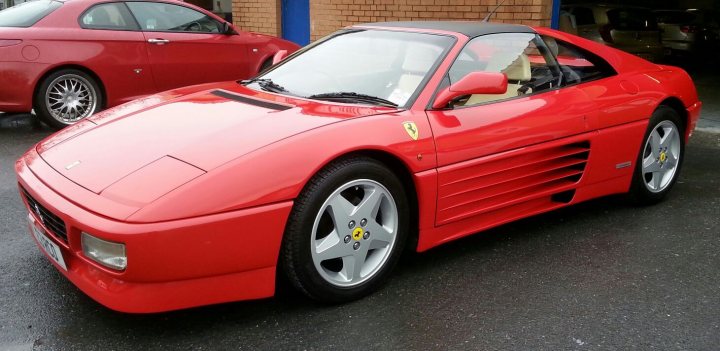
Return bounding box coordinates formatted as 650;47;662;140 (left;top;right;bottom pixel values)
347;150;419;247
658;96;688;134
300;148;421;252
258;56;274;74
33;64;107;109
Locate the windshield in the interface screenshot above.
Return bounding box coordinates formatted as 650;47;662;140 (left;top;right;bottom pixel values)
0;0;62;28
251;30;454;107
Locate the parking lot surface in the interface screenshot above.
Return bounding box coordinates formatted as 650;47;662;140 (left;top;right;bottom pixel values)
1;69;719;349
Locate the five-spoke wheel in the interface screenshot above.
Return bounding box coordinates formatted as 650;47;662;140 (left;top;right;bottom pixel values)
281;157;409;303
641;120;681;193
630;105;685;204
311;179;398;287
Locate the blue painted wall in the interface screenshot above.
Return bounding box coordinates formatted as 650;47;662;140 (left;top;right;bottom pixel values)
551;0;561;29
281;0;310;46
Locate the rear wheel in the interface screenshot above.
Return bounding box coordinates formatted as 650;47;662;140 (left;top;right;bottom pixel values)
628;106;685;204
34;69;103;129
281;157;409;303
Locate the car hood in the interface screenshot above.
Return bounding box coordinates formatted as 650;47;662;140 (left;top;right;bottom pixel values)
36;85;394;208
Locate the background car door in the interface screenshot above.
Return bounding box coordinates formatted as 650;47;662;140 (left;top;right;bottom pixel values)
78;2;156;103
126;1;249;91
426;33;596;226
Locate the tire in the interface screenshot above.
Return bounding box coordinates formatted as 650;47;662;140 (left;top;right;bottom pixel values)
34;69;103;129
628;105;685;205
280;156;410;303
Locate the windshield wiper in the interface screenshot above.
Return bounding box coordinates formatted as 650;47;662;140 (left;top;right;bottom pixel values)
307;92;398;108
240;78;288;94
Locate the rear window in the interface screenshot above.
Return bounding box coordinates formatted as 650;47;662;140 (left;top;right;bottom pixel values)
655;11;696;24
607;8;658;31
0;0;62;28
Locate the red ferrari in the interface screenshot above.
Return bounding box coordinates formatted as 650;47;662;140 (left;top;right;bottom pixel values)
16;21;701;313
0;0;298;128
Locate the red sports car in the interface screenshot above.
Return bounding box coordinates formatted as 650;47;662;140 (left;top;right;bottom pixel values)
0;0;298;128
16;21;701;313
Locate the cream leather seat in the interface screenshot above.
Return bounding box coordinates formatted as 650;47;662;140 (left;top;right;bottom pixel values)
395;45;442;102
465;53;531;105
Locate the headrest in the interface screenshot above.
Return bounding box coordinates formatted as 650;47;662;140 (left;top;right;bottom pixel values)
92;8;112;25
486;52;531;81
544;37;559;56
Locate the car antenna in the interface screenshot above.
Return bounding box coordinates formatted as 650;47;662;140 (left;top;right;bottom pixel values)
482;0;508;22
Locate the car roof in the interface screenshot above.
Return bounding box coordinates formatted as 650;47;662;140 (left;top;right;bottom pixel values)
357;21;535;38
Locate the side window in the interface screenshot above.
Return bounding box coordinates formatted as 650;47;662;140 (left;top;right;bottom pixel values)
572;7;595;26
541;35;616;85
80;3;137;30
126;2;221;33
447;32;562;107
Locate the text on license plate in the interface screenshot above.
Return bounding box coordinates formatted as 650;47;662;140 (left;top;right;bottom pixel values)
29;215;68;271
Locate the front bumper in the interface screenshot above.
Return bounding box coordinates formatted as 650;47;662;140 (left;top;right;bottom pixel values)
662;40;695;53
16;152;293;313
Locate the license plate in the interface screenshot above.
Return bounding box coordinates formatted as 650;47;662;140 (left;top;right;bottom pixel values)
28;215;67;271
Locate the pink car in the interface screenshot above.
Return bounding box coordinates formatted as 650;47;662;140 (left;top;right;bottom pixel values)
0;0;299;128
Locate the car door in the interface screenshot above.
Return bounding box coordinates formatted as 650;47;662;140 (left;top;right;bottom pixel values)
541;33;656;189
77;2;156;103
425;33;596;226
125;1;249;91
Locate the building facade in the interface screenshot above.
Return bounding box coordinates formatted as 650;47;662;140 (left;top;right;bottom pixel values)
231;0;556;44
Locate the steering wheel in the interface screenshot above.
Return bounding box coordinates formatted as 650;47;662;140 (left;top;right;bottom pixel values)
518;82;534;95
184;21;202;32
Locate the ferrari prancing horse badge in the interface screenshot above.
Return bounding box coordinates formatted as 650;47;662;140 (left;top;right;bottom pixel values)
403;121;419;140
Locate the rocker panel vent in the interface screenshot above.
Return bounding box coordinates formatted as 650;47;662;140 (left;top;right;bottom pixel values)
437;141;590;225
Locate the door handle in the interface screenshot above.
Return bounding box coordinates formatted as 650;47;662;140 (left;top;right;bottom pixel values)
147;38;170;45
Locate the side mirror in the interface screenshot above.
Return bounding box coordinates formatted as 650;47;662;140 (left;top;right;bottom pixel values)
222;22;236;35
272;50;289;65
432;71;508;109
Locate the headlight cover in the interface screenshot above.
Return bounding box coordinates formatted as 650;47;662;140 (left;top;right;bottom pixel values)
81;232;127;270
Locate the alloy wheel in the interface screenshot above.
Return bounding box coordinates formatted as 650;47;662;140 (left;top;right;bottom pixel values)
641;120;681;193
44;74;98;124
310;179;399;287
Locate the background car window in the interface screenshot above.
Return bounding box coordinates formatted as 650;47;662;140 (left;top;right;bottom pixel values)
448;32;561;107
80;3;137;30
655;11;696;25
572;7;595;26
126;2;221;33
607;8;658;31
0;0;62;28
541;35;616;85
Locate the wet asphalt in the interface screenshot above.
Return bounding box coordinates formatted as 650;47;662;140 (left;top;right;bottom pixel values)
1;69;719;350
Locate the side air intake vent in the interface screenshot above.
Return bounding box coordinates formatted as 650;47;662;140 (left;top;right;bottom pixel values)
437;141;590;224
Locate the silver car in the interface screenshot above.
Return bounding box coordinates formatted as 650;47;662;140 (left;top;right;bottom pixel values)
562;4;663;62
655;9;720;56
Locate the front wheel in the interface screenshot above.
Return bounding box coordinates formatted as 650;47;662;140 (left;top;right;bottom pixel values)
34;69;103;129
280;157;409;303
628;106;685;204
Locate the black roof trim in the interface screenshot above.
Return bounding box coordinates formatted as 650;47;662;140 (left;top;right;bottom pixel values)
357;21;535;38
